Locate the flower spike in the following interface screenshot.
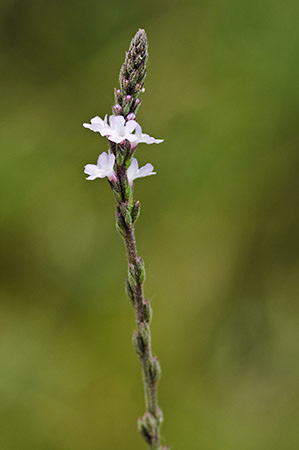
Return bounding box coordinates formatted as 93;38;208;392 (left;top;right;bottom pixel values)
82;29;168;449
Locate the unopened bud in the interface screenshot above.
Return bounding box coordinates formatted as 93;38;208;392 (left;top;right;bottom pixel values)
133;330;146;358
149;356;162;384
114;88;122;104
126;112;136;121
131;200;140;224
119;202;132;227
126;279;135;304
128;263;137;288
135;256;146;283
156;407;164;425
133;98;142;113
112;104;122;115
109;180;121;203
137;412;158;446
122;79;129;90
115;205;127;237
139;321;150;347
143;298;152;323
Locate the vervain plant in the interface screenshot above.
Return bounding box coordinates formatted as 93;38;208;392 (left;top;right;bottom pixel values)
83;29;169;450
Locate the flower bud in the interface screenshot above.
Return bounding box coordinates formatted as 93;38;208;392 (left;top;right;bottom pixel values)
133;98;142;113
119;29;148;101
128;263;137;288
122;79;129;90
149;356;162;384
156;407;164;425
137;412;158;446
126;278;135;304
126;112;136;121
112;104;122;115
133;330;146;358
114;88;122;105
115;205;127;237
131;200;140;224
143;298;152;324
139;321;150;347
119;202;132;227
135;256;146;283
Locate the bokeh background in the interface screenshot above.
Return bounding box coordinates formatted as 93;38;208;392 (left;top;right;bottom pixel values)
1;0;298;449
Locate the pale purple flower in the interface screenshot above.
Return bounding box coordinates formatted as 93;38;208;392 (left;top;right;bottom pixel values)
84;115;138;144
84;151;116;181
127;158;156;185
83;114;164;148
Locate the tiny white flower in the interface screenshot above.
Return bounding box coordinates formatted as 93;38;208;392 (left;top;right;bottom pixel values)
127;158;156;185
83;115;138;144
101;115;139;144
83;114;164;149
84;151;116;181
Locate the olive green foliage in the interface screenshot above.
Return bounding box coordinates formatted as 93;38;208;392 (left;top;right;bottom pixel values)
0;0;298;449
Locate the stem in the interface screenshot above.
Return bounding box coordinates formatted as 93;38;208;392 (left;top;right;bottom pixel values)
112;166;164;449
124;225;159;416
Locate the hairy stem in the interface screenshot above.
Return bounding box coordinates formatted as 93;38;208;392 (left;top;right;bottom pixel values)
112;166;164;449
125;226;158;409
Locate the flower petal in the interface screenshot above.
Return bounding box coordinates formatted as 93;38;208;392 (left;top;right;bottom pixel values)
83;116;107;133
125;120;138;134
137;163;156;178
107;152;116;167
97;152;108;168
107;134;127;144
127;158;139;184
84;164;105;180
109;115;125;134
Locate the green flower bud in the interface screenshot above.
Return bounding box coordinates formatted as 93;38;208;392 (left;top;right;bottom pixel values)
126;278;135;304
139;321;150;347
128;263;137;288
135;256;146;283
155;407;164;425
143;298;152;324
137;412;158;446
149;356;162;384
115;206;127;237
132;330;145;358
119;202;132;227
131;201;141;224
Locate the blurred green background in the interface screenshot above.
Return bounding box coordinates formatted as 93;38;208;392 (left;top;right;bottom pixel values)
1;0;298;449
